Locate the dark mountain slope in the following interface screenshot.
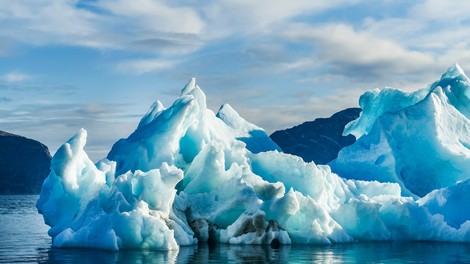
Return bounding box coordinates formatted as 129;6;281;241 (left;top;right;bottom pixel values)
0;131;51;194
270;108;361;164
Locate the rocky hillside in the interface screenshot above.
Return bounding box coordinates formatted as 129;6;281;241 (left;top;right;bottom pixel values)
0;131;51;194
270;108;361;164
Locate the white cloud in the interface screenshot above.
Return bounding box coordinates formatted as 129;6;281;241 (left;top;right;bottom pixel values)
277;58;321;73
0;0;204;54
202;0;359;37
0;0;363;55
0;0;99;46
282;23;435;79
408;0;470;22
2;72;32;83
117;58;178;75
94;0;204;34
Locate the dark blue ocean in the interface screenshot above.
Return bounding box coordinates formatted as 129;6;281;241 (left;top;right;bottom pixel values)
1;195;470;263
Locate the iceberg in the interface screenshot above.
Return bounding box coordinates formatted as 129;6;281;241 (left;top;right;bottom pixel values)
37;71;470;251
331;64;470;197
418;179;470;229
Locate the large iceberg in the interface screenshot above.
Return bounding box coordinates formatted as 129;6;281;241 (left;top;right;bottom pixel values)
331;64;470;197
37;73;470;251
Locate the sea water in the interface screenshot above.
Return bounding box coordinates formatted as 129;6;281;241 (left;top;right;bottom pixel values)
1;195;470;263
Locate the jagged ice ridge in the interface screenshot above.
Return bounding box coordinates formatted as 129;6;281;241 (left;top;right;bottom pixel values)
37;69;470;250
332;64;470;197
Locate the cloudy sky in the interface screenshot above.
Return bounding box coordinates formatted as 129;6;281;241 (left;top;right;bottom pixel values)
1;0;470;161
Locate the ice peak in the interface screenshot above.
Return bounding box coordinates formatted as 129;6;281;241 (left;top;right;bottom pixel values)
181;78;197;96
217;103;253;129
179;78;207;110
342;65;470;139
138;100;165;129
441;63;467;80
217;104;239;119
434;64;470;119
67;128;87;153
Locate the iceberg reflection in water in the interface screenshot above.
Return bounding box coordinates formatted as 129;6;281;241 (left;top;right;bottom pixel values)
45;243;470;264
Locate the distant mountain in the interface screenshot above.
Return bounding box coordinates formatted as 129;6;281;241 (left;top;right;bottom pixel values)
0;131;51;194
270;108;361;164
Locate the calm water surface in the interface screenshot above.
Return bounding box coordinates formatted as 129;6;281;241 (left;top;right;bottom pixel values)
1;195;470;263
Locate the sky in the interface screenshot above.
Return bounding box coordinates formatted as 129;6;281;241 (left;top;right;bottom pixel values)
1;0;470;161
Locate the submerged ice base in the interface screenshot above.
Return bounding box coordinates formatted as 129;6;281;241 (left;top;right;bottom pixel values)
37;72;470;251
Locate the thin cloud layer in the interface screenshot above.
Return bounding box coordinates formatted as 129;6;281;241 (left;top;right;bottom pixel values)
117;59;179;75
2;72;32;83
0;101;140;161
282;23;434;79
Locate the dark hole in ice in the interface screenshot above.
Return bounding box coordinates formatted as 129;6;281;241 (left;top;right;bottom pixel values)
208;227;217;246
270;238;281;249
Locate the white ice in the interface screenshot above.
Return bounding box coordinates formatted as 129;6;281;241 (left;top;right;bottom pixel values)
332;64;470;197
37;68;470;250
